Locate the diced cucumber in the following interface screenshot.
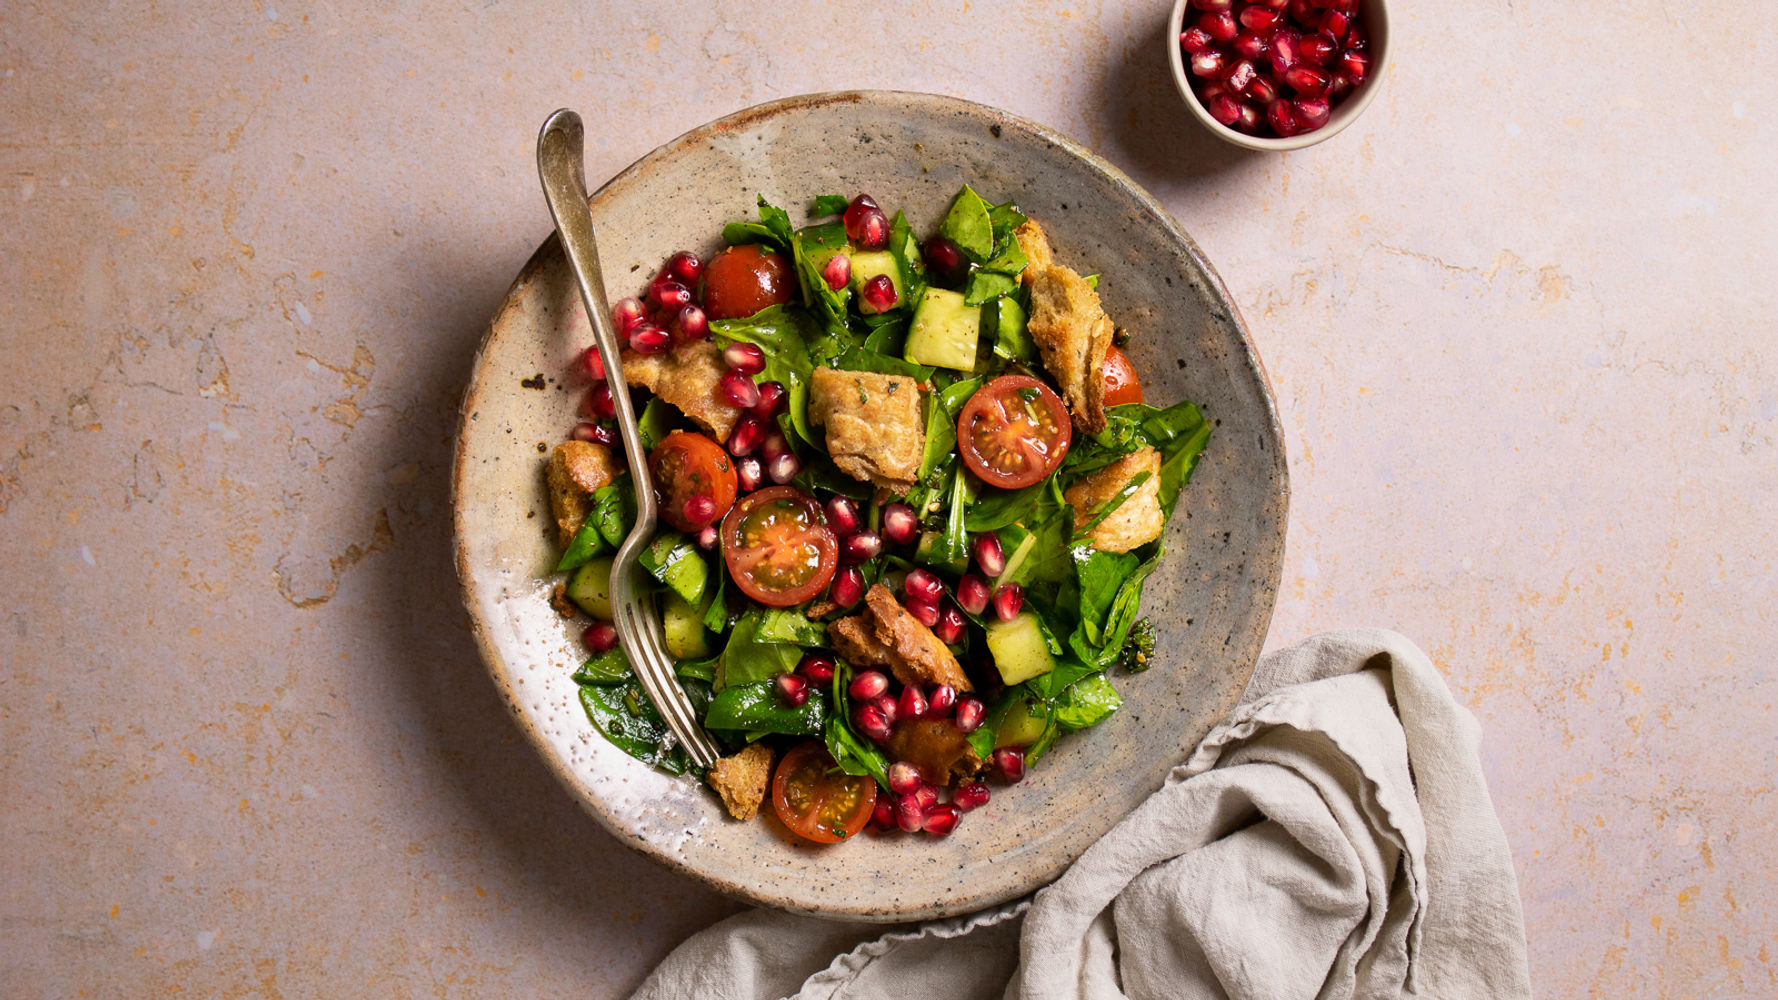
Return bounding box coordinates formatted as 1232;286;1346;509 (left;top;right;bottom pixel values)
567;556;614;620
995;698;1052;750
849;250;903;314
640;533;710;605
985;611;1056;686
662;591;712;660
905;287;982;371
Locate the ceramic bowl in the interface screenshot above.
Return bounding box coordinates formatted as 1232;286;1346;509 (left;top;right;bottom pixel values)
453;91;1287;920
1168;0;1391;152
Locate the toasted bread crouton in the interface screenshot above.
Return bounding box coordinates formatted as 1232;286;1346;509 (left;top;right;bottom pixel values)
1013;219;1054;284
622;339;744;441
707;743;774;821
1064;447;1165;553
829;585;972;693
808;367;925;493
546;440;622;546
1027;267;1112;433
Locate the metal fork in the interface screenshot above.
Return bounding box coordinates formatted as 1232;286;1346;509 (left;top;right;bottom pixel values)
537;108;723;770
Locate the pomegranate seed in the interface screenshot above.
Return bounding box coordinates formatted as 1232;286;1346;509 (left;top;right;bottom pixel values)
1282;64;1330;96
992;747;1026;783
1330;71;1356;99
934;603;965;645
1258;0;1288;8
855;703;892;742
583;621;618;653
1346;22;1367;49
895;794;924;833
909;784;938;811
751;380;786;418
1206;93;1241;126
628;322;670;354
674;304;708;341
761;429;790;462
1238;6;1280;32
1225;59;1258;95
611;297;646;335
921;236;968;287
652;280;692;312
922;803;960;836
825;496;861;537
954;697;986;733
571;421;615;447
586;381;616;420
1180;27;1214;54
1319;8;1348;40
843;195;890;250
1269;29;1301;72
1288;0;1315;22
666;250;702;285
991;583;1024;622
767;450;800;484
861;274;898;312
888;761;924;795
1200;10;1238;42
928;683;957;717
906;597;941;628
1191;0;1231;9
956;574;990;615
1300;32;1336;67
849;669;890;701
735;454;763;492
873;693;899;727
904;568;944;604
798;653;835;685
872;792;898;829
1236;101;1264;133
1189;49;1225;78
581;345;609;381
683;494;718;527
727;414;766;457
1233;30;1268;60
1200;80;1230;103
695;524;719;550
1338;48;1368;83
719;369;761;409
881;503;920;546
953;782;990;811
830;565;866;607
1293;98;1331;129
722;341;766;375
898;685;928;721
1267;99;1302;137
841;530;882;564
822;253;851;290
971;533;1005;577
1247;75;1279;103
776;672;809;707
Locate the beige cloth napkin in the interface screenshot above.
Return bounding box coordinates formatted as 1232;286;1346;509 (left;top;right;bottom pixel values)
630;628;1534;1000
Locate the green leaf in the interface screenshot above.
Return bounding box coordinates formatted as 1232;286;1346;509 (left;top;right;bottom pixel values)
1100;544;1163;660
1146;402;1213;516
703;680;827;735
638;397;674;450
755;195;796;245
810;194;849;216
578;682;691;774
938;185;995;260
834;345;935;381
1072;470;1154;541
676;655;718;683
722;220;783;248
988;200;1028;245
711;305;820;447
638;532;710;605
916;388;959;485
1054;674;1121;731
987;296;1036;365
1070;546;1139;650
590;482;637;549
573;648;631;685
554;519;609;573
964;482;1049;532
701;571;733;633
963;269;1018;307
715;613;803;691
887;210;925;306
825;660;890;787
750;608;828;646
792;223;853;339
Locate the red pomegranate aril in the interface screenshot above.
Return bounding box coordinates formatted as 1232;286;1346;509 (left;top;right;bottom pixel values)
695;524;719;550
898;685;929;722
954;697;986;734
1338;49;1368;83
855;703;892;742
1191;0;1231;10
682;493;718;527
629;322;670;354
767;450;800;485
1236;101;1264;133
583;621;618;653
727;414;766;457
849;668;889;701
887;761;923;795
991;583;1024;622
1257;0;1287;8
571;421;615;447
873;693;899;727
1206;93;1240;126
1269;29;1301;72
843;196;891;251
798;653;835;685
1199;80;1230;103
905;596;940;629
611;297;647;335
953;782;990;811
1224;59;1258;96
895;793;924;833
735;454;763;492
1300;32;1336;67
1232;30;1268;60
1200;10;1238;42
666;250;703;286
1345;22;1367;49
1180;27;1215;54
922;803;960;836
934;603;965;645
825;496;862;537
674;304;709;341
586;381;617;420
1247;75;1279;103
909;784;938;811
872;793;898;829
881;503;920;546
1283;64;1330;96
840;530;882;564
652;280;692;312
750;380;787;419
956;573;990;615
776;672;810;707
1267;98;1302;137
1288;0;1315;22
904;568;944;604
992;747;1026;783
1329;71;1355;99
718;369;762;410
928;683;957;717
1319;8;1349;40
761;430;790;463
861;274;898;312
1189;49;1225;79
821;253;851;291
582;346;609;383
1237;6;1280;32
831;565;866;607
971;533;1005;577
921;236;968;287
1293;98;1331;129
722;341;766;375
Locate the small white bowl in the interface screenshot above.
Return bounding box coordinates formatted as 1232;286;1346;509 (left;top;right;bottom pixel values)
1167;0;1391;152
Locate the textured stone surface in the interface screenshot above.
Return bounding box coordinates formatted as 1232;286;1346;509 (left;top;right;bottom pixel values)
1;1;1772;996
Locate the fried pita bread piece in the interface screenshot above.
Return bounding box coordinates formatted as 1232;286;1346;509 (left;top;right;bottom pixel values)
1027;266;1112;433
1064;446;1165;553
1013;219;1055;284
808;367;925;493
546;440;622;546
828;585;972;693
622;339;744;441
707;743;774;821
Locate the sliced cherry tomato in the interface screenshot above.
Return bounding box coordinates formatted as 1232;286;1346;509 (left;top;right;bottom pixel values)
772;740;876;844
957;374;1073;490
720;485;837;607
702;244;795;320
1101;344;1144;407
650;431;739;532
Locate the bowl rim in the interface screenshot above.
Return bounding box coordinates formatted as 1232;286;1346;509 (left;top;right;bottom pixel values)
451;89;1290;918
1167;0;1391;152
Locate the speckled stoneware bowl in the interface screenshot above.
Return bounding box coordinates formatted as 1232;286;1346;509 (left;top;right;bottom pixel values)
453;91;1287;921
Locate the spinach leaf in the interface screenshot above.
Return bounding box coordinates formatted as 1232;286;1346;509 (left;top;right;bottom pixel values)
573;648;631;685
750;607;827;646
834;345;934;381
578;682;691;774
964;269;1018;306
986;296;1037;365
676;655;718;683
793;222;853;339
1100;544;1164;659
887;210;925;306
826;659;891;787
755;196;797;245
1055;674;1121;731
554;519;609;573
963;481;1047;532
722;220;783;248
1144;400;1213;515
988;200;1028;247
711;305;819;447
590;482;637;549
915;386;959;485
810;194;849;217
638;396;674;450
703;680;827;735
715;613;803;691
938;185;994;261
700;570;732;633
1070;546;1139;652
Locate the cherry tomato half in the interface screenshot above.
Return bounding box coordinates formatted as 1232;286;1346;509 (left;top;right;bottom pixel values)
772;740;877;844
649;430;738;532
957;374;1073;490
702;244;795;321
1101;344;1144;407
720;485;838;607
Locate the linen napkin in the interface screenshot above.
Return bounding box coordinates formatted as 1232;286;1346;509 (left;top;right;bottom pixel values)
630;628;1534;1000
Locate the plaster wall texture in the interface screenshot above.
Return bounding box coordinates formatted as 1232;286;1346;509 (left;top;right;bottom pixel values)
1;1;1772;997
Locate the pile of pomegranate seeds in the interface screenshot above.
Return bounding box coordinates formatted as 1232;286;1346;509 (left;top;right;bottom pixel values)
1180;0;1371;139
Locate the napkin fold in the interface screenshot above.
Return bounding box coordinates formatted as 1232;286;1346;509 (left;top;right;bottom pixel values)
630;628;1533;1000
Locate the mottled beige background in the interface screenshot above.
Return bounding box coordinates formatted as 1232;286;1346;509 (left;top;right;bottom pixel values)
2;1;1772;996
